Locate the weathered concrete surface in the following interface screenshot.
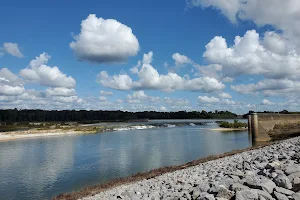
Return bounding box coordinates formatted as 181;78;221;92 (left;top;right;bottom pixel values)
249;114;300;142
82;137;300;200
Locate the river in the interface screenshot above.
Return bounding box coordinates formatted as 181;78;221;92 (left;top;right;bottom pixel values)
0;120;250;200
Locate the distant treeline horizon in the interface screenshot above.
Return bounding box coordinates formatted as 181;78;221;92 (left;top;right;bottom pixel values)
0;109;240;123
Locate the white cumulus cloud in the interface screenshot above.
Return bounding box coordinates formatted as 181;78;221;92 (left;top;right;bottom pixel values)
198;96;220;103
97;52;225;92
0;68;25;96
188;0;300;44
100;90;113;96
20;53;76;88
3;42;24;58
204;30;300;80
70;14;139;64
46;87;76;96
172;53;193;66
262;99;274;105
219;92;232;99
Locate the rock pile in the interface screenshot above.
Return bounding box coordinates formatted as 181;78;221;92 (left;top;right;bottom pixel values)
82;137;300;200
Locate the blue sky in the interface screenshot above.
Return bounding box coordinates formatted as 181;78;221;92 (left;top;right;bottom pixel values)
1;0;299;114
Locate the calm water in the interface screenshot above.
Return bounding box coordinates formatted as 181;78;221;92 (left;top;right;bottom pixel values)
0;120;251;200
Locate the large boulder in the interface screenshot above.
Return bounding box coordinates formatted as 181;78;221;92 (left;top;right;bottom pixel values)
274;186;294;196
285;164;300;175
274;174;293;189
273;191;289;200
244;176;276;193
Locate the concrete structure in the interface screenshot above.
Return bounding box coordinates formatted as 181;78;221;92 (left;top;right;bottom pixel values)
248;113;300;142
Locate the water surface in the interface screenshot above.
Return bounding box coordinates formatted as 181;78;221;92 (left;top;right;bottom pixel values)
0;120;250;200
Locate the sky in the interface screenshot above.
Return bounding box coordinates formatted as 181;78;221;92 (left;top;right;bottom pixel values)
1;0;300;114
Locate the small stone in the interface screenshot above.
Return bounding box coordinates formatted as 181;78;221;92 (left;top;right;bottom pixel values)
230;170;245;178
274;191;289;200
192;190;201;199
255;162;268;170
271;172;278;179
266;161;281;170
208;183;221;194
235;189;259;200
244;161;253;171
216;185;234;199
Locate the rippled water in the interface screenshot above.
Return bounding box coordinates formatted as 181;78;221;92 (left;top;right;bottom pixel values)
0;120;250;200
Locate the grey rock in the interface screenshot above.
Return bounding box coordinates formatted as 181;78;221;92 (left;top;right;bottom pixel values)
285;164;300;175
261;179;276;194
255;189;274;200
244;161;253;171
230;183;250;192
198;193;215;200
274;170;285;176
258;196;266;200
266;161;281;170
244;176;276;193
192;190;201;199
287;172;300;182
294;177;300;185
230;175;242;183
245;170;256;176
274;191;289;200
230;170;245;178
255;162;268;170
293;177;300;192
288;151;296;157
235;189;259;200
216;185;234;199
292;193;300;200
274;187;294;195
274;174;293;189
208;183;221;194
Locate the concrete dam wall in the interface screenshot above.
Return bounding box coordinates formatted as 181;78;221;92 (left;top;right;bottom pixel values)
248;113;300;142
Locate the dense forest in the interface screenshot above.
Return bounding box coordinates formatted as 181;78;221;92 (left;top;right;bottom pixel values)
0;109;239;123
243;110;291;118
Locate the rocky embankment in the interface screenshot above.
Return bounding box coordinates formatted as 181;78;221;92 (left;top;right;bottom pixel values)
82;137;300;200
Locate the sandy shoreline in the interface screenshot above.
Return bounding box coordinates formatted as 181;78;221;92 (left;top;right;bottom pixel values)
0;129;95;142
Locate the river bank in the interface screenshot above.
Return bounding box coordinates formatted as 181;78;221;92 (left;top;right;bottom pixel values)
0;121;210;142
55;137;300;200
0;129;94;142
211;127;248;131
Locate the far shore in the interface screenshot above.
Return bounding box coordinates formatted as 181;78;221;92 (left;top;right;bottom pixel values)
0;129;97;142
210;127;248;131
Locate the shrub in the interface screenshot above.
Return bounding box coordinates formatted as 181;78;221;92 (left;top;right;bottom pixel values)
219;120;247;128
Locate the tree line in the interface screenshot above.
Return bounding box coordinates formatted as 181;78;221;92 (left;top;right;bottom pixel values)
0;109;238;123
